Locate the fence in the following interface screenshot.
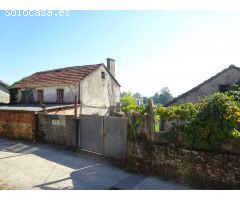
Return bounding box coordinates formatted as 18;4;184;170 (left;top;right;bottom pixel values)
38;114;128;159
38;114;77;147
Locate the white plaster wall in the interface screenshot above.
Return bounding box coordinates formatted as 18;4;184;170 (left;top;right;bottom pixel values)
14;65;121;116
17;85;78;103
0;84;9;103
80;65;121;115
81;106;109;116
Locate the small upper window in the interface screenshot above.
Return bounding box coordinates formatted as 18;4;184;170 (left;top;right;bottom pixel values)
219;84;230;92
101;71;105;79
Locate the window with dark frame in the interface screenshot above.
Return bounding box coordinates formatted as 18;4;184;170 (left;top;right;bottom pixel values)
21;91;27;103
57;89;64;102
101;71;105;79
37;90;44;103
219;84;230;92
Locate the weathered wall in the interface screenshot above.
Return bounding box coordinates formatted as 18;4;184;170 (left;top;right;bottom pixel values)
81;65;120;116
16;85;78;103
13;65;120;116
38;114;77;147
47;105;80;115
127;140;240;189
0;110;36;140
0;84;9;104
169;67;240;105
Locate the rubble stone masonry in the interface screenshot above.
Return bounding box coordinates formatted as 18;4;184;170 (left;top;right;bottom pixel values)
127;140;240;189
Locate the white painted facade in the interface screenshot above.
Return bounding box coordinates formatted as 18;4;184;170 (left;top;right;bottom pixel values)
15;65;120;116
80;65;120;115
0;83;9;104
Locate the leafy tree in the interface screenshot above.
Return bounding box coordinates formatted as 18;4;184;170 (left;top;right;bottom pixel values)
159;87;173;104
152;87;173;105
142;96;149;105
133;92;141;99
225;81;240;101
121;92;137;107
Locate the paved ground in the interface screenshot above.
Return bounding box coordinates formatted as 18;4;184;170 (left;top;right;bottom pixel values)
0;137;192;190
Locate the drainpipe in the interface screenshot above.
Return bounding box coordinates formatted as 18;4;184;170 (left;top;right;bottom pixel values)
77;81;82;149
79;81;82;115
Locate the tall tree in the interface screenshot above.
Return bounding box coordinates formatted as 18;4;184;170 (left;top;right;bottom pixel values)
120;92;136;106
152;87;173;105
158;87;173;105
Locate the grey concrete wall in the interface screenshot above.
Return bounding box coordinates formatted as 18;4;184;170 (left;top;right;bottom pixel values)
0;84;9;103
170;67;240;105
38;114;77;147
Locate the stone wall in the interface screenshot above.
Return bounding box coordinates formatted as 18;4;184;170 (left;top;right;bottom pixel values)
127;140;240;189
0;110;37;141
168;66;240;106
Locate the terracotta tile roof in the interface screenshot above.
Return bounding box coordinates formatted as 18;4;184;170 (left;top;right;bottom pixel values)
11;64;102;88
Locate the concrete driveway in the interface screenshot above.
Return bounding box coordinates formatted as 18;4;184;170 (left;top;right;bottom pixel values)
0;137;192;190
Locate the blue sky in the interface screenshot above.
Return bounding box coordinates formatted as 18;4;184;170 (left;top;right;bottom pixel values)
1;11;240;97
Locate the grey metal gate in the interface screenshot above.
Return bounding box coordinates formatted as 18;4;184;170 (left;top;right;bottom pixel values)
103;117;127;159
79;115;127;159
80;115;104;154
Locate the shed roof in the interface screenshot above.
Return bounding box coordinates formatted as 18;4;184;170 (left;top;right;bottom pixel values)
0;80;9;88
165;65;240;106
0;104;75;112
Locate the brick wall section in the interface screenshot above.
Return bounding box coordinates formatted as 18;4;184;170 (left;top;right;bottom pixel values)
127;140;240;189
0;110;37;141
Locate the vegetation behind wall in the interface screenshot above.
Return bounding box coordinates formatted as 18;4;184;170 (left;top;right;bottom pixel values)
123;82;240;151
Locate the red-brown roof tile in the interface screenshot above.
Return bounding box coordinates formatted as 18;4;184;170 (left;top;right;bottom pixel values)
11;64;101;88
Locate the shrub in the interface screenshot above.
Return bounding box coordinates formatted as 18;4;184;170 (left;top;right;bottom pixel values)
155;92;240;148
184;93;240;148
155;103;198;121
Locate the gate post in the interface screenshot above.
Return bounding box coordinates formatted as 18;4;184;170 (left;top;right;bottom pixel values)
76;117;80;148
147;99;155;142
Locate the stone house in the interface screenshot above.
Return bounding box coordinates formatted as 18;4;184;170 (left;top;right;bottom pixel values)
10;58;121;116
166;65;240;106
0;80;10;104
162;65;240;131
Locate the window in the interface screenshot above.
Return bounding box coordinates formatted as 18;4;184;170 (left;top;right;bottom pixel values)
219;84;230;92
57;89;64;102
101;71;105;79
37;90;44;103
21;91;27;103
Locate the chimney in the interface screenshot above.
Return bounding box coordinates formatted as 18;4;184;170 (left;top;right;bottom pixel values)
106;58;115;77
